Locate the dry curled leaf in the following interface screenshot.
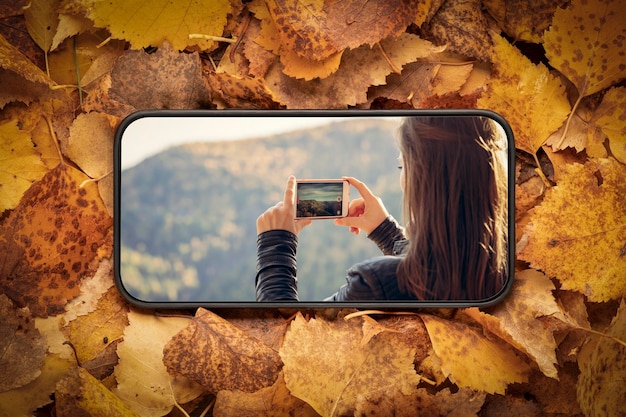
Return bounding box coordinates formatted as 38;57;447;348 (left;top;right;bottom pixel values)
163;308;283;394
0;163;112;317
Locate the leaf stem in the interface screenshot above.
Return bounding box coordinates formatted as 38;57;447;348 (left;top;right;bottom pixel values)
73;36;83;110
377;42;402;74
554;94;584;149
189;34;237;43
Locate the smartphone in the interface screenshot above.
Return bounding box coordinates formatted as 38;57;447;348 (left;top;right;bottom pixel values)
295;179;350;219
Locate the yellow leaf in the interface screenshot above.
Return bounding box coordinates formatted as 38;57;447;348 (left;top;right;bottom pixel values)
279;312;420;417
0;119;48;212
56;367;140;417
517;158;626;302
577;300;626;417
69;0;232;51
51;13;93;52
595;86;626;164
420;313;531;394
113;309;204;417
464;270;568;379
62;287;129;364
544;0;626;98
24;0;60;53
477;34;571;154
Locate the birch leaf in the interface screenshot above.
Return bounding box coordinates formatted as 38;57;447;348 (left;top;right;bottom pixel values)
544;0;626;99
279;312;420;417
517;158;626;302
477;34;571;154
23;0;60;53
420;313;531;394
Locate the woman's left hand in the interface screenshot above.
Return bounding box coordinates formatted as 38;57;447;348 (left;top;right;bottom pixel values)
256;175;312;236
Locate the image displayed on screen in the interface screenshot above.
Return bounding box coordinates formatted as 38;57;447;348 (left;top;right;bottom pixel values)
296;182;345;218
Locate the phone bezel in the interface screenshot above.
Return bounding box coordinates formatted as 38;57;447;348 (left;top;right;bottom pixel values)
114;108;516;309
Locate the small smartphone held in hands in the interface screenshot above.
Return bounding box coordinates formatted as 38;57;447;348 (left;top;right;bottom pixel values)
295;179;350;219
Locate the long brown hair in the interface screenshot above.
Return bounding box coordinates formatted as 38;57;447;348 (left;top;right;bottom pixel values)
396;116;508;300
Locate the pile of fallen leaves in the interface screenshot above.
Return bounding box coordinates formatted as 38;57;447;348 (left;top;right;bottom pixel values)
1;0;625;415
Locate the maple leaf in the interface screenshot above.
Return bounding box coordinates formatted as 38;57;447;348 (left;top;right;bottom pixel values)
517;158;626;302
113;309;204;417
65;0;232;51
0;163;112;317
419;313;531;394
163;308;283;394
577;300;626;417
265;0;417;61
279;312;420;417
0;294;46;392
477;33;571;155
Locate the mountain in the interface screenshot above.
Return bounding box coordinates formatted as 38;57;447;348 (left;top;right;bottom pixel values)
119;118;405;302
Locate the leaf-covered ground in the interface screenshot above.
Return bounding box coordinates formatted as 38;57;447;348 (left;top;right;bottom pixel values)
1;0;625;416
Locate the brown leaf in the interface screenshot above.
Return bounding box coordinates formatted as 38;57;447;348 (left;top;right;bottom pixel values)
0;163;113;317
208;71;283;109
0;294;46;392
107;42;211;113
265;0;418;61
63;112;115;179
423;0;494;61
367;61;440;107
163;308;283;393
482;0;566;42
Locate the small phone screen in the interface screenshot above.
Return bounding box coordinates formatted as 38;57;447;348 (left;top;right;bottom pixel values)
296;182;345;218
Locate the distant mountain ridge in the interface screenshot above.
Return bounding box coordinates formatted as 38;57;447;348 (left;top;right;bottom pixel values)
119;118;404;302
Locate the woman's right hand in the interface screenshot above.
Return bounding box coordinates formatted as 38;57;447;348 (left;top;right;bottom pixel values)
334;176;389;235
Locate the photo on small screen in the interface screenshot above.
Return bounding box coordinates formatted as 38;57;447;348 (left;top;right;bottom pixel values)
296;182;344;218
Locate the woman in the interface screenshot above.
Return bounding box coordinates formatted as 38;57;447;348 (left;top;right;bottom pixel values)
255;116;509;302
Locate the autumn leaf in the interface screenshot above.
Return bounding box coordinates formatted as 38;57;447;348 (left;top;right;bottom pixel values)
0;163;112;317
113;309;204;417
163;308;283;394
577;300;626;417
0;294;46;392
420;313;531;394
62;287;128;365
23;0;60;55
264;33;440;108
64;0;232;51
279;312;421;417
423;0;494;61
544;0;626;101
0;33;54;109
56;366;140;417
208;71;283;109
464;270;570;379
594;86;626;163
0;119;48;212
265;0;417;61
477;33;571;155
213;372;319;417
517;158;626;302
482;0;565;43
63;112;115;179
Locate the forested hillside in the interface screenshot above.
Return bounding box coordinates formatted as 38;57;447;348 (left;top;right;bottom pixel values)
120;119;403;302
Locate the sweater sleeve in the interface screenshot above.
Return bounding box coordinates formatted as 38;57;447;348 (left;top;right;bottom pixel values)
255;230;299;302
366;216;406;255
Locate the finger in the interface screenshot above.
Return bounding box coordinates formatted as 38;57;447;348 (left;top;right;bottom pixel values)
343;176;376;201
283;175;296;207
